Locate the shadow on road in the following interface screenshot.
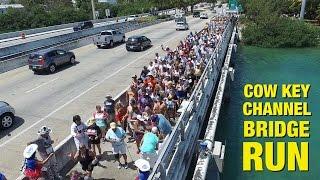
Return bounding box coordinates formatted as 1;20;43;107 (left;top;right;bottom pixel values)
0;116;25;139
33;61;80;75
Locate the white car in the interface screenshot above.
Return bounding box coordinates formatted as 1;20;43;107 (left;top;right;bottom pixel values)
176;22;189;31
127;15;139;21
93;30;125;48
200;13;209;19
0;101;15;129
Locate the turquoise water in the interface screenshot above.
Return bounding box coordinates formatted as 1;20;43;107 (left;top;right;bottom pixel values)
211;46;320;180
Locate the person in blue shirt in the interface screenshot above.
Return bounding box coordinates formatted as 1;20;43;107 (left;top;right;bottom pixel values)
106;122;128;169
151;114;172;138
134;159;150;180
0;173;6;180
140;126;159;168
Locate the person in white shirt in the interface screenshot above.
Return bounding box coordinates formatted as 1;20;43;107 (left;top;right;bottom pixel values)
71;115;89;150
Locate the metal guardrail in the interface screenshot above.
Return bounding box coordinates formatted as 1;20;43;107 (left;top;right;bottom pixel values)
148;18;236;180
192;25;238;180
0;8;176;42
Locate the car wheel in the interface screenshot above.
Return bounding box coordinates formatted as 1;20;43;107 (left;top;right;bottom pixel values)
140;46;144;51
0;113;14;129
109;41;114;47
122;37;125;43
70;56;76;65
48;64;56;74
97;45;101;48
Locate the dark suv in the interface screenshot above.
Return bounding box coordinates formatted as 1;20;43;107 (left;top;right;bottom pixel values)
28;49;76;74
73;21;93;31
193;11;200;17
126;35;151;51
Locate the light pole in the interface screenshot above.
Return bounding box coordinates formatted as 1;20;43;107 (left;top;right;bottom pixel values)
91;0;96;20
299;0;307;20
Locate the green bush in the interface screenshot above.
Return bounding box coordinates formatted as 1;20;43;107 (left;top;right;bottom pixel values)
240;0;320;48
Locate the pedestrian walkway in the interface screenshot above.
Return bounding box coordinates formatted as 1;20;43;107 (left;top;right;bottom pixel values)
66;136;140;180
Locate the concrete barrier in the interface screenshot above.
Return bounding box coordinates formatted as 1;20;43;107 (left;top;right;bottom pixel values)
0;13;152;41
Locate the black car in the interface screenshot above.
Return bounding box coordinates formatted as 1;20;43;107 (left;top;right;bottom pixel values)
193;11;200;17
126;36;152;51
73;21;93;31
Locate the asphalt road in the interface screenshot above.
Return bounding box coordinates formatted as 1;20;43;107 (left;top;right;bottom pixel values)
0;13;212;179
0;20;128;48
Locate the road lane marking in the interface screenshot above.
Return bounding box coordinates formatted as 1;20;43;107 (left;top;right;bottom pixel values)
25;77;59;93
0;34;180;148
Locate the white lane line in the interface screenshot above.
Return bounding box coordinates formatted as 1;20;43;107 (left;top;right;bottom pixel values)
0;34;179;148
25;78;59;93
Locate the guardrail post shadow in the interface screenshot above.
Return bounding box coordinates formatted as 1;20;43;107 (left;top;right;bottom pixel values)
180;121;185;141
159;162;167;180
201;78;205;93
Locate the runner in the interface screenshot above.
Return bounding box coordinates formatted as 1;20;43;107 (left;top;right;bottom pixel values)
140;126;159;168
105;122;129;169
22;144;54;180
93;105;108;141
71;115;89;150
27;126;60;179
68;144;97;179
86;118;102;157
104;95;116;122
134;159;151;180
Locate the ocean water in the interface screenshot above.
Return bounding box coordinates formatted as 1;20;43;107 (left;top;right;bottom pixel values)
207;46;320;180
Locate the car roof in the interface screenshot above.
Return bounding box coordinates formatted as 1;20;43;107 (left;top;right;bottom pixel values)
128;35;144;39
32;48;62;55
101;30;116;32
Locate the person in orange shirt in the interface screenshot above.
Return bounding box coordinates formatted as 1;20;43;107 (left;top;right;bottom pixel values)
144;73;157;90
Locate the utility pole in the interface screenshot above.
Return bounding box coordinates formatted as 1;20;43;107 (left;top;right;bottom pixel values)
299;0;307;20
91;0;96;20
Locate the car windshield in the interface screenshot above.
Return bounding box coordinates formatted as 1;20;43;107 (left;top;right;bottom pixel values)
101;32;112;35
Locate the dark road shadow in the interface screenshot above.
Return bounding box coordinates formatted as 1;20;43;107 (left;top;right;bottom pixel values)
33;61;80;75
0;116;25;139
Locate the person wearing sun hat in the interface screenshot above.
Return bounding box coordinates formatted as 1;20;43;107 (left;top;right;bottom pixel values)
106;122;129;169
134;158;151;180
28;126;61;179
23;144;54;179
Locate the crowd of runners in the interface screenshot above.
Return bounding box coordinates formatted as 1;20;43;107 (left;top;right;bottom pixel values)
18;15;232;180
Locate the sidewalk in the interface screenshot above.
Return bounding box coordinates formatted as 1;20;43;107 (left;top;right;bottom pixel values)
66;137;141;180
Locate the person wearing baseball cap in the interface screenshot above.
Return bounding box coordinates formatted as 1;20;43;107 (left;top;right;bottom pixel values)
134;159;151;180
86;118;102;157
104;95;116;122
151;114;172;139
106;122;129;169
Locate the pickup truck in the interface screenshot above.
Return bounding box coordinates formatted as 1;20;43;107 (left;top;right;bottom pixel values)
93;30;126;48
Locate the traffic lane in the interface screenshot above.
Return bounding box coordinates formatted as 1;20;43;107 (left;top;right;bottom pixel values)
0;17;208;179
0;16;204;142
0;17;202;137
0;19;123;48
0;16;202;98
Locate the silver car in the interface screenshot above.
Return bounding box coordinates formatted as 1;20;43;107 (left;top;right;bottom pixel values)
28;49;76;74
0;101;15;129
